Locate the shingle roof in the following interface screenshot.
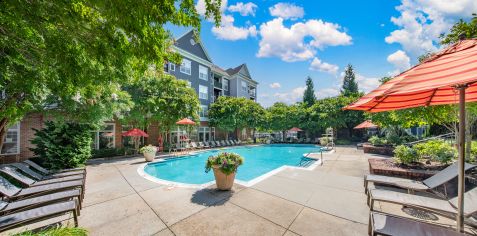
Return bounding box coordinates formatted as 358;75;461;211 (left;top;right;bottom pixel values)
225;64;244;76
211;65;229;76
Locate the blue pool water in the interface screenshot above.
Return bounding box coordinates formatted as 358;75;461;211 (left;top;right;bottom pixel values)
143;144;321;185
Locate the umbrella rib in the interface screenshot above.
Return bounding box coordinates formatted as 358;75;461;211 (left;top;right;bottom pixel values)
425;88;438;106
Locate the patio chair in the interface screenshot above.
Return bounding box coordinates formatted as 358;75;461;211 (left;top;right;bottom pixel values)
207;141;215;148
364;162;476;196
190;142;199;149
231;140;238;145
221;140;227;146
236;139;242;145
23;160;85;176
0;200;79;232
368;187;477;221
198;142;206;149
0;166;85;191
0;175;84;202
226;140;233;146
214;141;221;147
369;211;466;236
10;163;84;182
0;189;81;215
172;143;185;153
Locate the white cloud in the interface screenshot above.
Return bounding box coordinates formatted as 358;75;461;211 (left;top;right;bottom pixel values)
257;18;352;62
355;74;381;93
212;14;257;40
269;3;304;20
315;88;339;99
269;82;281;89
228;2;258;16
387;50;411;73
385;0;477;56
196;0;228;16
309;57;339;74
273;86;306;105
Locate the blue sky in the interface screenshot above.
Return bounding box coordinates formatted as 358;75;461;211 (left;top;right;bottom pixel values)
168;0;477;107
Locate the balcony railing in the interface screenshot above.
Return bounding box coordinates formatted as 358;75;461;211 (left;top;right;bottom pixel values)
249;90;256;97
214;81;223;89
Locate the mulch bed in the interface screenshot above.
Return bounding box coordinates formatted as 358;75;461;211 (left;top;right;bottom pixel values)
369;159;446;180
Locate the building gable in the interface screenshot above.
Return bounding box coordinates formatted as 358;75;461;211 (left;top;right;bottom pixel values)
175;30;212;63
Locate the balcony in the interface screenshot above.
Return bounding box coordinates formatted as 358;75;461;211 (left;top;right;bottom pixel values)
214;80;223;89
249;90;256;98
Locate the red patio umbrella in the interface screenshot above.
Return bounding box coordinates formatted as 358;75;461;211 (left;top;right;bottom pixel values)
288;127;303;132
122;128;149;137
176;118;196;125
345;39;477;232
122;128;149;153
353;120;378;129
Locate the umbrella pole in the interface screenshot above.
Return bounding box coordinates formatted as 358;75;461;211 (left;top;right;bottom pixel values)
457;86;466;232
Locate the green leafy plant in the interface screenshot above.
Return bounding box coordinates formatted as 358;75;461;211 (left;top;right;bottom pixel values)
14;227;88;236
92;148;134;159
205;152;244;175
139;145;157;154
414;140;456;164
30;121;93;170
320;137;332;145
393;145;419;165
368;136;388;146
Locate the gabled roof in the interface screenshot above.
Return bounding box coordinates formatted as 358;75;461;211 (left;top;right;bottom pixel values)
226;64;258;84
211;64;229;77
174;29;213;63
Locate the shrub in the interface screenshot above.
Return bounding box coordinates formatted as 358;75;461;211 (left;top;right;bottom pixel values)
414;140;456;164
470;141;477;162
368;136;387;146
92;148;133;159
30;121;93;170
139;145;157;154
320;137;332;145
335;139;352;145
205;152;244;175
15;227;88;236
393;145;419;164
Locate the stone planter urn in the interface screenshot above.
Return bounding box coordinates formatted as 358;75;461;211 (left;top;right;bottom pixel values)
143;151;156;162
212;166;236;190
205;152;244;191
140;145;157;162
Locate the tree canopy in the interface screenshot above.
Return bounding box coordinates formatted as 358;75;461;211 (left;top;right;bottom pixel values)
0;0;221;148
341;64;359;96
303;76;316;107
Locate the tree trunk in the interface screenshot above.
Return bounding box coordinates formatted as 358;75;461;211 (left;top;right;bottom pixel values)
0;118;9;153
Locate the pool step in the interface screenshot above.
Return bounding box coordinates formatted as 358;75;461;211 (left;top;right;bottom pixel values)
299;158;315;167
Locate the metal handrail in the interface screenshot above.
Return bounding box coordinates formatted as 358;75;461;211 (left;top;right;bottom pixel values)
405;133;455;146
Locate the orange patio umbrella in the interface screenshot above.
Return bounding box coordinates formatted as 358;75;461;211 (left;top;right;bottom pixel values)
288;127;303;132
353;120;378;129
345;38;477;232
176;118;196;125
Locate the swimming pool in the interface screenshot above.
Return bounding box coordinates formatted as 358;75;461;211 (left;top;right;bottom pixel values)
141;144;322;186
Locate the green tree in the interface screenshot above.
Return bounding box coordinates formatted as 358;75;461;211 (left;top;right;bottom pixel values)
266;102;296;140
241;99;266;141
303;76;316;107
341;64;359;96
122;73;200;144
0;0;221;150
440;14;477;45
209;97;246;139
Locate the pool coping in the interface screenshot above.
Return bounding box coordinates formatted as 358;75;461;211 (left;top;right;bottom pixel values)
137;145;334;189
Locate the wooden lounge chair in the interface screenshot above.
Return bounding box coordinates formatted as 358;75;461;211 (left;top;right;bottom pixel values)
23;160;85;176
0;189;81;215
369;211;465;236
0;200;79;232
0;175;84;201
10;163;84;182
368;187;477;221
364;162;476;195
0;166;84;189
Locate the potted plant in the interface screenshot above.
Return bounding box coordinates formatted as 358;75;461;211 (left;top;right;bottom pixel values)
139;145;157;162
205;152;244;190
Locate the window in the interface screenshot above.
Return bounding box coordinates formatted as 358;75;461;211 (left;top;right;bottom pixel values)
241;81;248;93
222;79;229;91
180;59;191;75
199;65;208;81
199;85;208;100
197;126;215;142
169;63;175;72
199;105;208;118
92;123;115;150
1;123;19;155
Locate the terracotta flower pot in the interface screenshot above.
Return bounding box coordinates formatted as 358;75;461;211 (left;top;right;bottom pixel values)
212;167;236;190
143;151;156;162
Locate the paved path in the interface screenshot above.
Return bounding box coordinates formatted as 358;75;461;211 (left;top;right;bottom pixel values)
1;146;427;235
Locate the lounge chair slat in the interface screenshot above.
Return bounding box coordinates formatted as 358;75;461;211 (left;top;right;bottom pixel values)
0;200;77;232
1;189;80;213
371;212;465;236
10;163;43;180
19;180;83;197
423;162;476;189
0;176;21;198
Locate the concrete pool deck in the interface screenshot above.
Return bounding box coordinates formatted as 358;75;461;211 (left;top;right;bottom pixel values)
2;146;463;235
